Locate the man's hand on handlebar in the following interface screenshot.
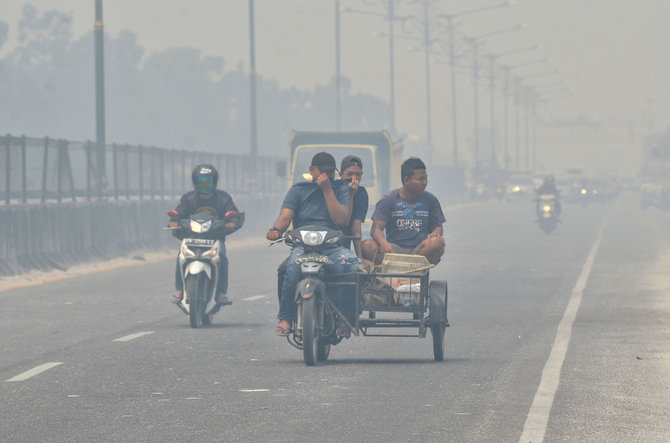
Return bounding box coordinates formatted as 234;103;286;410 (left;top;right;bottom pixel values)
266;229;281;241
168;220;179;228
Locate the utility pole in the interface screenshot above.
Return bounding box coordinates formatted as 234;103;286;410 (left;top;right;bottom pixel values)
388;0;395;133
94;0;106;195
423;0;433;161
335;0;342;131
249;0;258;168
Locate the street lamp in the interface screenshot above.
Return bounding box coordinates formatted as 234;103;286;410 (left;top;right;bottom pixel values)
344;1;401;132
94;0;106;197
468;23;527;169
249;0;258;168
437;0;517;167
487;44;541;168
501;57;551;171
335;0;341;131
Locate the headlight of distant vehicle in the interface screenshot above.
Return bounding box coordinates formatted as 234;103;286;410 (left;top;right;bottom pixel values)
543;205;552;213
580;188;588;195
513;185;521;192
300;230;326;246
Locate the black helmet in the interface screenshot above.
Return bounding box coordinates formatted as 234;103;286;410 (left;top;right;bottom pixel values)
192;164;218;194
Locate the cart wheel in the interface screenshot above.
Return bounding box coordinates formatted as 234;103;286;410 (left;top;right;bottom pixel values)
317;342;331;361
431;323;445;361
428;281;448;361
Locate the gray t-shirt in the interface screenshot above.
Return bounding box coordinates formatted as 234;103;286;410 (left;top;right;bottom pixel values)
282;179;351;230
371;189;445;248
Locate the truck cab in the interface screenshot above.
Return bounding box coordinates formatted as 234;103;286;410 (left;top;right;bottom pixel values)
287;131;403;209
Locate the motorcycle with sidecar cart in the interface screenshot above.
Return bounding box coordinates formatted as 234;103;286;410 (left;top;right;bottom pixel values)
270;225;449;366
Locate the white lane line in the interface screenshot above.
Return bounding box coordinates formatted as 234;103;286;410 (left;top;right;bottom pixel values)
113;331;155;342
6;362;63;382
519;217;609;443
242;295;268;302
240;389;270;392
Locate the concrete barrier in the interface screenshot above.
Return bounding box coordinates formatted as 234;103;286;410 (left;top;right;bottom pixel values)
0;195;282;276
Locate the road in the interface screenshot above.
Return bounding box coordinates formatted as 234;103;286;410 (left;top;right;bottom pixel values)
1;193;668;442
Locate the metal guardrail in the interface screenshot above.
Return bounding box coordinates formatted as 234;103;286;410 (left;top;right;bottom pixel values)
1;134;284;205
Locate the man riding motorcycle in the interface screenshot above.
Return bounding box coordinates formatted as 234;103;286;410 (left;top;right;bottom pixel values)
169;164;242;306
536;175;562;216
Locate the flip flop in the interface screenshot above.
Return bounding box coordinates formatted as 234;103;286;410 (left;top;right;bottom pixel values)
275;321;291;337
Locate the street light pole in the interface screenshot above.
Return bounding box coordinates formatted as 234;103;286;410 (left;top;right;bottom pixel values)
335;0;342;131
94;0;106;195
248;0;258;168
446;16;458;167
388;0;396;133
423;0;433;160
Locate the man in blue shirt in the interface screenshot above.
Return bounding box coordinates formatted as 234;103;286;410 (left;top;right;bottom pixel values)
266;152;360;337
338;155;369;258
362;157;446;265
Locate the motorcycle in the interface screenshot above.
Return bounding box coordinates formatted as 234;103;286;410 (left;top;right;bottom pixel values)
536;194;560;234
166;209;244;328
270;225;351;365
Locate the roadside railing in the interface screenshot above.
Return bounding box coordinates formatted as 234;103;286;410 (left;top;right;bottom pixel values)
1;134;284;205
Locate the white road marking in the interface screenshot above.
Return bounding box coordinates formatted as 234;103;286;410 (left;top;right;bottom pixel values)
242;295;268;301
240;389;269;392
113;331;155;342
519;217;609;443
6;362;63;382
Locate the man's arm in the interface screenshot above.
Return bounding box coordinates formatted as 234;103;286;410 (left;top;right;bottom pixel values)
428;225;443;237
351;219;363;258
266;208;294;240
315;173;349;226
371;220;394;254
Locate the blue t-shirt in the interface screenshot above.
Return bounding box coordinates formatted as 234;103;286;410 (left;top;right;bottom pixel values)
282;179;351;230
371;189;446;248
342;186;369;249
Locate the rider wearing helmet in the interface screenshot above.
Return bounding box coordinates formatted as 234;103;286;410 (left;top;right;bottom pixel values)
169;164;243;306
536;174;562;215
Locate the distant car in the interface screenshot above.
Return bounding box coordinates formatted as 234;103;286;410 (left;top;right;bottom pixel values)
506;174;535;198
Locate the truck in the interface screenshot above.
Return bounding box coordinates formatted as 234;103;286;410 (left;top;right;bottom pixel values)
639;130;670;210
286;131;404;209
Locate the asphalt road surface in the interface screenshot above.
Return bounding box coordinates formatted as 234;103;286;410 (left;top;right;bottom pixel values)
1;192;668;442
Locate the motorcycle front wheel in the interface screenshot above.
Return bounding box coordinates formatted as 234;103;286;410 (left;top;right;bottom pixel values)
301;296;320;366
186;275;206;328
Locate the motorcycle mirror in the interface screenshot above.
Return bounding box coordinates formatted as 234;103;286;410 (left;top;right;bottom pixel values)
224;210;238;218
167;210;179;218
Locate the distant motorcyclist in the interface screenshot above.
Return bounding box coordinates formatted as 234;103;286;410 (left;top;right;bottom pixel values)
169;164;242;306
536;175;561;215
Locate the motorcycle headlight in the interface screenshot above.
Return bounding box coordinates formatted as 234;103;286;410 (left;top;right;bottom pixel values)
190;220;202;233
201;248;218;259
300;230;326;246
580;188;587;195
181;243;196;258
543;205;552;213
190;219;212;233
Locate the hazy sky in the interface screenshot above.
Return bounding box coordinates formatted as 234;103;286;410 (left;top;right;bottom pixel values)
2;0;669;170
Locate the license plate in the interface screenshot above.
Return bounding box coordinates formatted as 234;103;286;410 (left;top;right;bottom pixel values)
184;238;215;247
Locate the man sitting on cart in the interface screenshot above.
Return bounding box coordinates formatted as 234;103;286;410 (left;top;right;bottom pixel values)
362;157;445;265
266;152;360;338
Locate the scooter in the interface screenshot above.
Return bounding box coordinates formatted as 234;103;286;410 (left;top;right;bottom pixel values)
536;194;560;234
166;209;243;328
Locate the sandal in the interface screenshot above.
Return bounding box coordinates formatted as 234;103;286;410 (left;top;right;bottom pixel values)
275;320;291;337
216;294;232;306
171;292;183;304
337;320;352;339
